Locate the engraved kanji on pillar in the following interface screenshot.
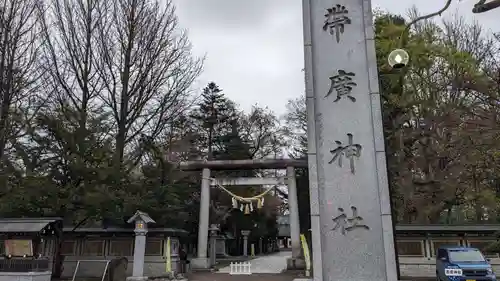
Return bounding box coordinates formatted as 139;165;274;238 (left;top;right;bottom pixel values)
331;206;370;235
325;69;357;102
328;133;362;174
323;4;351;43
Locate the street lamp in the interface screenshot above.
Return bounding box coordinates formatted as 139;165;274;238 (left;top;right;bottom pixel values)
473;0;500;13
387;0;499;69
387;49;410;69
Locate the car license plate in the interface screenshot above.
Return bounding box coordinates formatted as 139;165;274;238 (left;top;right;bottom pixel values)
466;279;475;281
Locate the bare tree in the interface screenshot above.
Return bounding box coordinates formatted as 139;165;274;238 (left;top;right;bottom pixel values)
39;0;106;135
94;0;202;171
239;105;283;159
282;96;307;158
0;0;44;180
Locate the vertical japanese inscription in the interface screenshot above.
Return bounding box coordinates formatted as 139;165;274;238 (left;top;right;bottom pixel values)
325;70;357;102
331;206;370;235
328;133;361;174
323;4;351;43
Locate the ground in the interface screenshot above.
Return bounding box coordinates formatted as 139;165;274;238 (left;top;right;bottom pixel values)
187;251;303;281
57;250;434;281
217;251;290;274
189;272;302;281
190;251;435;281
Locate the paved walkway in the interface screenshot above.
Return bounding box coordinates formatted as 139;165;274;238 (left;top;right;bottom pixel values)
190;272;300;281
217;251;291;274
191;272;300;281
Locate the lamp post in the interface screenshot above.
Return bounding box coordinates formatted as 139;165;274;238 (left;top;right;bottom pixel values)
388;0;499;69
208;224;219;267
473;0;500;13
126;211;155;281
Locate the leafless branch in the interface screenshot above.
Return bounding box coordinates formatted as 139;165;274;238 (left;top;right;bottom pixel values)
94;0;202;171
399;0;452;48
0;0;44;169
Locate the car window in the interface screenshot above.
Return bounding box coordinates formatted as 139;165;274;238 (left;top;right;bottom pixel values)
437;249;448;260
449;249;485;262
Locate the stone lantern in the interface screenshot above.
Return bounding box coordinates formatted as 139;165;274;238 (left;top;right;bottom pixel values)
241;230;251;257
208;224;219;266
126;210;155;281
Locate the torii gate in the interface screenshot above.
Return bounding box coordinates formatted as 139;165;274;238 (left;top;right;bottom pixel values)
178;159;307;270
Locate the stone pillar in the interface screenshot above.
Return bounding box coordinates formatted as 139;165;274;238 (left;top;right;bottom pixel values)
241;230;250;257
303;0;398;281
126;211;155;281
302;0;323;279
286;166;305;270
192;168;211;269
209;224;219;267
286;166;301;258
132;232;146;277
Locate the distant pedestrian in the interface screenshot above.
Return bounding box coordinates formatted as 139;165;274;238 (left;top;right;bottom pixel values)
179;247;189;273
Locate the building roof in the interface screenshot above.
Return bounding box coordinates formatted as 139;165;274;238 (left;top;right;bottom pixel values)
178;159;308;171
63;227;189;236
275;215;500;237
396;224;500;233
127;210;155;224
0;218;63;233
0;217;188;236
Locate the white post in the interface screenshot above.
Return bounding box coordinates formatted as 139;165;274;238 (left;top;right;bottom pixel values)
229;262;252;275
286;166;301;259
193;168;211;269
131;230;147;276
126;211;155;281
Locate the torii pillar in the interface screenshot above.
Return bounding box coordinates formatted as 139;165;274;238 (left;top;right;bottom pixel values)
191;168;211;269
286;166;305;270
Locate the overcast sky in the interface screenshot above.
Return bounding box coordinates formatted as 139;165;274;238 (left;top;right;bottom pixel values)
172;0;497;115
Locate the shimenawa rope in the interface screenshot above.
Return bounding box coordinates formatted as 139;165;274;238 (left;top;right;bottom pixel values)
207;177;274;214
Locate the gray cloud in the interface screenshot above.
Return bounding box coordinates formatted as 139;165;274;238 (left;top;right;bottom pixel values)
173;0;498;115
175;0;300;31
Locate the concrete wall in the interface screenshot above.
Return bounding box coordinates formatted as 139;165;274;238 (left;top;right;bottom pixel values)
0;272;51;281
60;256;181;278
37;235;183;278
58;235;500;278
7;230;500;278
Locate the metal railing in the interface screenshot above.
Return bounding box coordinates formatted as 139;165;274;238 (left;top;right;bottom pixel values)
71;260;110;281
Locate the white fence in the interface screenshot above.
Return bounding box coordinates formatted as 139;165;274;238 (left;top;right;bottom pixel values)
229;262;252;275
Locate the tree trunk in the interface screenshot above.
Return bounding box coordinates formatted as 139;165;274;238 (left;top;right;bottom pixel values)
446;207;453;224
473;169;483;221
208;127;214;160
0;99;10;163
